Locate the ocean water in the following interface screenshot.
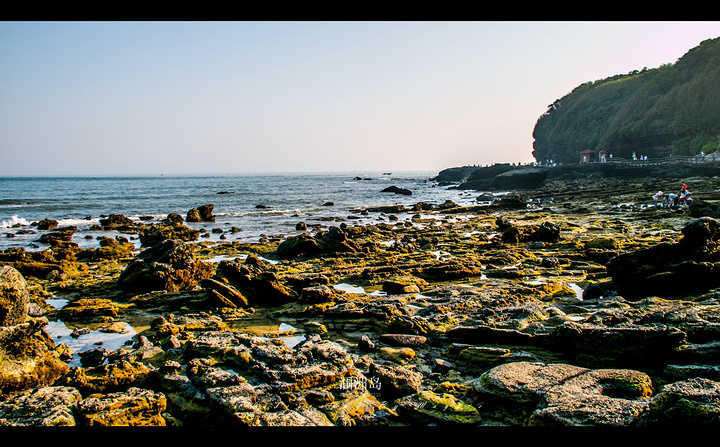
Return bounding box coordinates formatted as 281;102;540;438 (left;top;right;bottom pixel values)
0;171;484;252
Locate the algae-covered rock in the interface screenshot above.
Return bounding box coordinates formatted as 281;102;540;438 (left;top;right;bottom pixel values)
99;214;138;232
59;298;130;320
138;224;200;247
77;387;167;426
640;377;720;426
276;226;360;258
379;346;416;364
0;317;69;392
395;390;482;425
368;362;422;399
117;239;213;293
0;265;29;326
60;359;156;395
382;275;427;294
214;255;297;306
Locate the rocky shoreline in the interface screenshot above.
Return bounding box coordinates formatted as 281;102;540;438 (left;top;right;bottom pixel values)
1;171;720;427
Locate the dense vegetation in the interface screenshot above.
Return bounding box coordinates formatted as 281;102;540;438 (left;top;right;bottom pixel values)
532;36;720;164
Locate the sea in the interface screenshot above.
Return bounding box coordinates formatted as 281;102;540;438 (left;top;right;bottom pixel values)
0;171;487;253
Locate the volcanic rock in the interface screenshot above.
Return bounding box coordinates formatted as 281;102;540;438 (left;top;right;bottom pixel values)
606;216;720;299
99;214;137;232
275;226;360;259
186;204;215;223
0;386;83;426
0;265;29;326
117;239;213;293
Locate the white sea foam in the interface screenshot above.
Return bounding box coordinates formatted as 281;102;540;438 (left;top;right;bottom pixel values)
57;217;100;227
0;215;31;228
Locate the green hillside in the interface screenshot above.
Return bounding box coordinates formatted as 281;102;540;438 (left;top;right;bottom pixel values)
532;36;720;164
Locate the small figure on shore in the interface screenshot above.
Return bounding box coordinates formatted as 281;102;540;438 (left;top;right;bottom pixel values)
653;191;664;207
666;193;679;208
678;183;693;206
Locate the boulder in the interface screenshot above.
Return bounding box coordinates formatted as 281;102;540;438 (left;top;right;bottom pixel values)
138;224;200;247
186;208;201;222
186;204;215;223
394;390;482;425
607;216;720;299
381;276;427;294
99;214;137;232
529;368;654;426
542;321;687;366
214;255;297;306
200;278;249;308
0;265;29;326
164;213;184;225
117;239;214;293
275;226;360;259
0;317;69;392
368;363;422;399
35;218;58;231
0;267;71;392
378;333;427;347
501;221;560;244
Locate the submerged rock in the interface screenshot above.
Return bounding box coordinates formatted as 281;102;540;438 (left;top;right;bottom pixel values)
381;186;412;195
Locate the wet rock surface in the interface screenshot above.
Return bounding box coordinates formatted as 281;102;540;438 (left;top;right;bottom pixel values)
1;173;720;427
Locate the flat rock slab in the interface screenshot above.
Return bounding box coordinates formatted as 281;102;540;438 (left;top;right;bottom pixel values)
379;333;427;347
0;386;82;426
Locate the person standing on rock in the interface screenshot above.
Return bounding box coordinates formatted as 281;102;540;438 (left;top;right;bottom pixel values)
679;183;693;206
653;191;664;207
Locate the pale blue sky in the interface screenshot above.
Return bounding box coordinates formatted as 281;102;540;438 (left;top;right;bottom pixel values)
1;21;719;176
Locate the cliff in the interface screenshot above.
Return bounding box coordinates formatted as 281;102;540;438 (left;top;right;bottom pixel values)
532;36;720;164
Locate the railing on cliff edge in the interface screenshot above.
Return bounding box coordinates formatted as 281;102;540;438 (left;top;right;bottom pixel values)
583;154;719;167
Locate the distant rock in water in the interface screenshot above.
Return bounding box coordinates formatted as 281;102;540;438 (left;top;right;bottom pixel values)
34;219;58;231
186;204;215;223
381;186;412;195
456;165;549;191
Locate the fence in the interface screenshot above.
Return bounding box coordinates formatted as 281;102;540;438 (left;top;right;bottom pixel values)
603;154;718;167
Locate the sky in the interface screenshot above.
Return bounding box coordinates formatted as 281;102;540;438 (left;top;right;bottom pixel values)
1;21;719;176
